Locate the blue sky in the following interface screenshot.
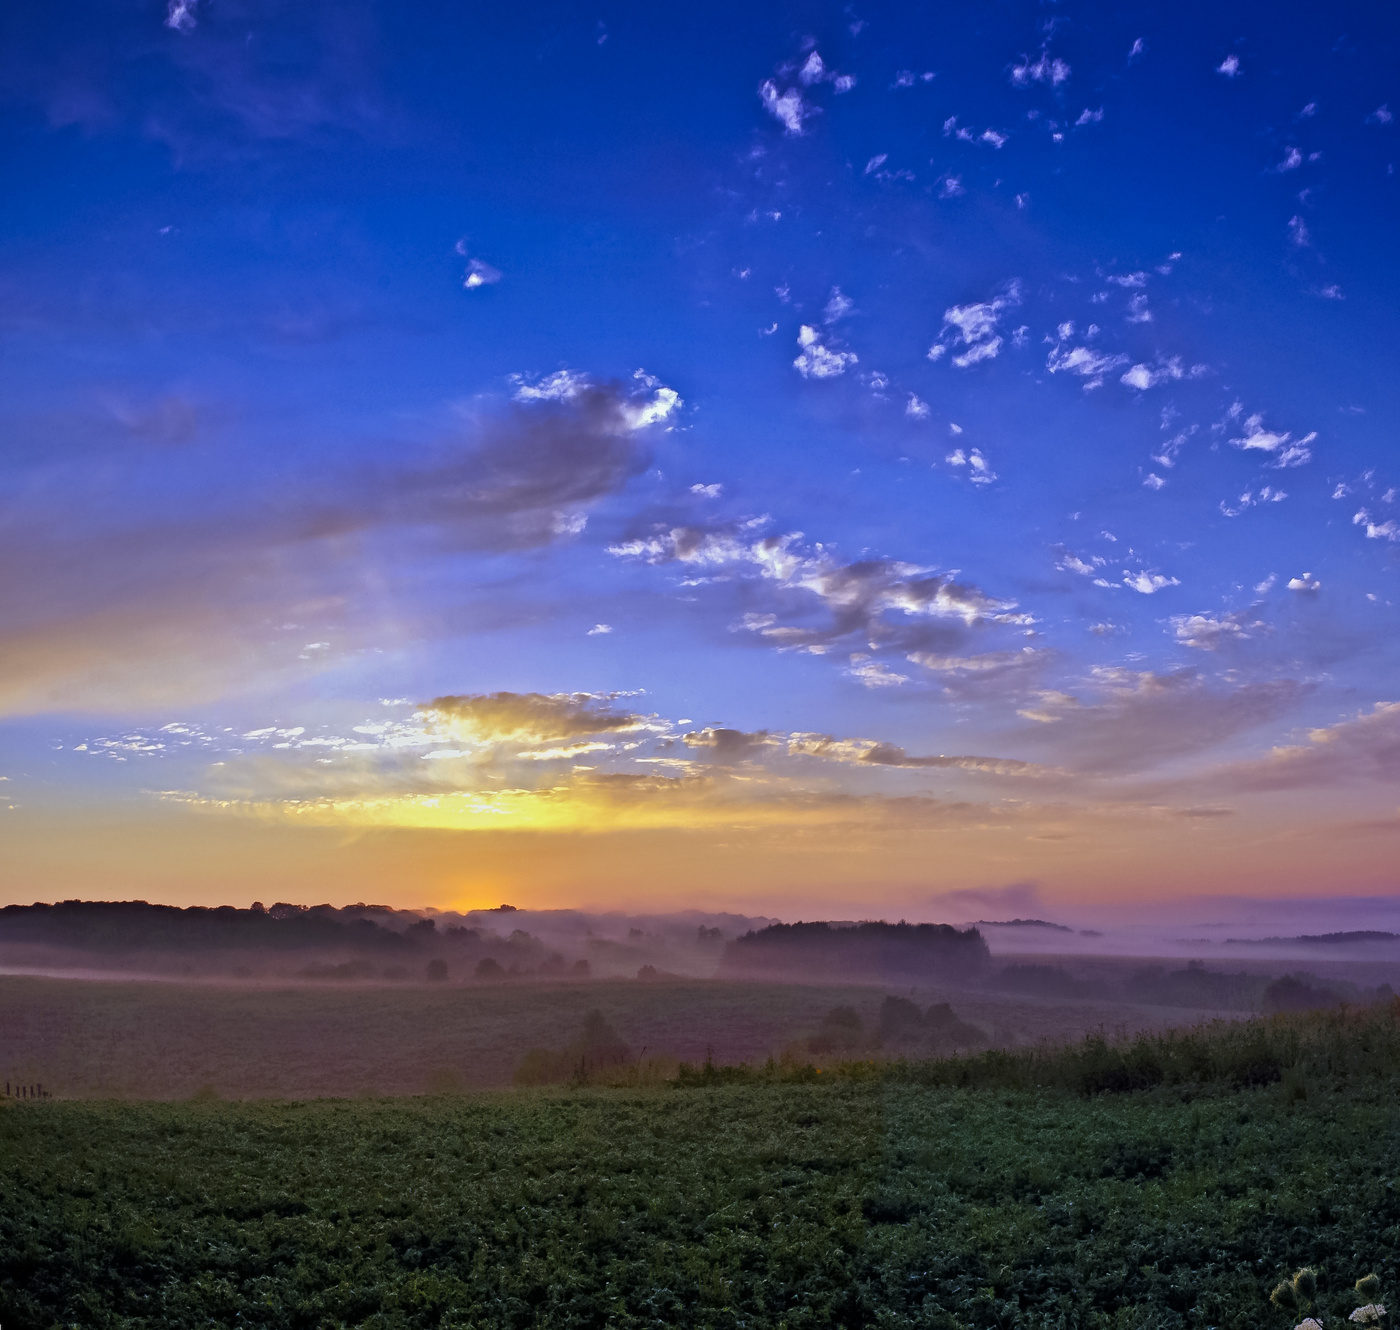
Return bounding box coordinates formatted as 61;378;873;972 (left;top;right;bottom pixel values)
2;0;1398;915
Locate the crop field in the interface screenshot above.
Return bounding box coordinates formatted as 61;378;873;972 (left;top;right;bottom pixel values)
4;1006;1400;1329
0;974;1234;1099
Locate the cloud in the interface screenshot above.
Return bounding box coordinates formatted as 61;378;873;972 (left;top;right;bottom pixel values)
929;281;1021;367
1201;703;1400;792
1229;413;1316;467
1014;668;1308;775
796;51;854;92
1121;357;1192;390
682;727;782;763
1011;51;1070;86
1217;54;1241;77
2;0;388;152
1124;571;1179;594
1056;550;1105;577
463;258;502;290
926;882;1044;920
846;656;911;688
946;448;997;484
1287;573;1321;593
823;288;854;323
905;394;930;420
1075;108;1104;126
1045;329;1130;388
1288;215;1310;247
1219;486;1287;518
607;522;1025;655
1370;104;1393;124
1169;610;1266;650
758;80;812;135
166;0;198;33
0;372;679;716
1354;510;1400;542
423;692;654;745
788;733;1046;777
586;623;613;635
793;325;857;378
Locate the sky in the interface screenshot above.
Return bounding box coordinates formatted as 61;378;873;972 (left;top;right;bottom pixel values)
1;0;1398;921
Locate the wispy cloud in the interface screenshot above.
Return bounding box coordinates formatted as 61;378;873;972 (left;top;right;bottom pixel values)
928;281;1021;367
758;80;812;135
793;324;857;378
608;521;1025;655
1011;50;1071;87
0;372;680;716
1229;411;1316;467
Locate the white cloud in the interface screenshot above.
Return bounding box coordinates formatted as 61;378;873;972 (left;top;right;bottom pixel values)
799;51;827;84
846;656;910;688
981;129;1008;148
905;394;930;419
1125;571;1179;594
1217;54;1241;77
1229;413;1316;467
953;338;1001;367
1046;337;1129;388
586;624;613;636
758;80;812;135
1057;551;1105;576
1129;38;1146;59
823;287;854;323
1121;357;1188;390
1011;51;1071;86
793;325;857;379
1276;146;1303;172
1075;108;1104;126
864;153;888;174
166;0;197;32
511;369;588;402
1220;486;1286;518
609;521;1025;651
946;448;996;483
690;483;723;498
1369;104;1393;124
1288;215;1310;247
1287;572;1321;593
1170;610;1264;650
1354;510;1400;542
939;175;965;198
931;281;1021;368
1143;473;1166;490
463;258;502;290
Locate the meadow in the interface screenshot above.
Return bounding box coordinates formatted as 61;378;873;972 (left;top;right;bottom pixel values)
0;973;1231;1099
4;1005;1400;1329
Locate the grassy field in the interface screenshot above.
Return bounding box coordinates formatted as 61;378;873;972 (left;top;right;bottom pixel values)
4;1005;1400;1329
0;974;1236;1100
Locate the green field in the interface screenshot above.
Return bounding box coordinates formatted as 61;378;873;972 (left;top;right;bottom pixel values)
5;1007;1400;1329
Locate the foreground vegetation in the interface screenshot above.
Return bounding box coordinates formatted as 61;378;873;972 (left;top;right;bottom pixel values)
4;1005;1400;1329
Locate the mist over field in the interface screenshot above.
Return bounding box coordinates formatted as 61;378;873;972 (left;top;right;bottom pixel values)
4;898;1398;1104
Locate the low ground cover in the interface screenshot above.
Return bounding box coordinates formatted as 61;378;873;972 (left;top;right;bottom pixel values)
3;1006;1399;1329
